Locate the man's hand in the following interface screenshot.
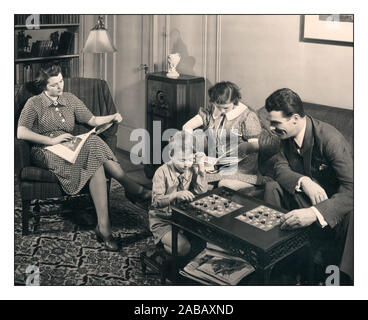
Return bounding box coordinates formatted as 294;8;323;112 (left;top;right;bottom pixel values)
301;177;328;205
113;113;123;123
280;208;317;230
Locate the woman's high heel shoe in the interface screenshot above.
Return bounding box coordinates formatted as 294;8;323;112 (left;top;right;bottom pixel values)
125;188;152;204
95;226;120;252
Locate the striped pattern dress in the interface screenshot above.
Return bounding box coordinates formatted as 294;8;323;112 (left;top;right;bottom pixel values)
18;91;118;195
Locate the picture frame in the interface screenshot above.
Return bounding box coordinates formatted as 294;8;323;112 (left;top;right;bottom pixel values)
300;14;353;47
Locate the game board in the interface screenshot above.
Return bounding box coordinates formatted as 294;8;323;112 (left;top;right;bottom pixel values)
235;205;284;231
189;194;243;218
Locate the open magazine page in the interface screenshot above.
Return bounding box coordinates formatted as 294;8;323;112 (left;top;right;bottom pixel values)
178;270;220;286
197;253;255;285
204;145;242;173
182;247;255;285
45;131;92;164
94;121;114;135
44;120;114;164
183;250;228;285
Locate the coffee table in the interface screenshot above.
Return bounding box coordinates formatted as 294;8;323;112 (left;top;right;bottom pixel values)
168;187;313;285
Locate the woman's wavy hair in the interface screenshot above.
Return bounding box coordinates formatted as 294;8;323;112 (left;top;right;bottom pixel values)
208;81;242;106
34;64;62;92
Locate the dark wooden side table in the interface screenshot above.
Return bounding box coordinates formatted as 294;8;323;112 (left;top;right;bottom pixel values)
169;187;313;285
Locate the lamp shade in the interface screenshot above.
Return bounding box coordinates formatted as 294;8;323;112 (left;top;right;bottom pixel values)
83;29;117;53
83;16;117;53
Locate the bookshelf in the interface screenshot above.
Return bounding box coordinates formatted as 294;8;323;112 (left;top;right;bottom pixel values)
14;14;81;84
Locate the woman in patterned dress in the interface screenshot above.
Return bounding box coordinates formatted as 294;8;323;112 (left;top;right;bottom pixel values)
17;64;151;251
182;81;262;190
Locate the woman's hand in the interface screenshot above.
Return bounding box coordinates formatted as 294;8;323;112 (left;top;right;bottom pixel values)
51;133;74;145
113;113;123;123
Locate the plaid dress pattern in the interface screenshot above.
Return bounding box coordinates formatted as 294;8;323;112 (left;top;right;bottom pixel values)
18;91;117;195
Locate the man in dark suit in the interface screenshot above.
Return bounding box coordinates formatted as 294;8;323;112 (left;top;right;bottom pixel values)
263;88;353;284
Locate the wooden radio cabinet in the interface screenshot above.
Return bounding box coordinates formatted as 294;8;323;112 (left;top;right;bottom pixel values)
144;72;205;179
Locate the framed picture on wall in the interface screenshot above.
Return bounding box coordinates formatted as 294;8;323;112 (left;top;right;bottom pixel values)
300;14;353;47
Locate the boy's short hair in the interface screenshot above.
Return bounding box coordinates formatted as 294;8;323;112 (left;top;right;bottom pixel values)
170;131;196;159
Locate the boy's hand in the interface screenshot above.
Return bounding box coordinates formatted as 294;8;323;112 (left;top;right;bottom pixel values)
194;152;206;176
175;190;195;202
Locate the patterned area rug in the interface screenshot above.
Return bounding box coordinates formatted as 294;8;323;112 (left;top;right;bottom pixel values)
14;178;161;286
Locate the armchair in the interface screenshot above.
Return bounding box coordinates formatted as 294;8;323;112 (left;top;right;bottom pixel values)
15;77;118;235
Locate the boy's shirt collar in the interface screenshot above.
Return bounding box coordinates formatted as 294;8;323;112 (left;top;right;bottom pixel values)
167;161;191;183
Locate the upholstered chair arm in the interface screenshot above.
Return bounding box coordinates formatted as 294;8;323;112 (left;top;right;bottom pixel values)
15;138;31;176
103;135;117;154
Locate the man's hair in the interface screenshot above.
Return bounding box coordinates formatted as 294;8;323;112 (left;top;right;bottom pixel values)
265;88;305;117
208;81;242;106
34;64;62;91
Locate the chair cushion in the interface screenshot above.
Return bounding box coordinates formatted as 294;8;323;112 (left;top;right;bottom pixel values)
21;166;59;183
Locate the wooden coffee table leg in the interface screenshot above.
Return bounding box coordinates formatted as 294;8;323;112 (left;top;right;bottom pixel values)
259;265;275;285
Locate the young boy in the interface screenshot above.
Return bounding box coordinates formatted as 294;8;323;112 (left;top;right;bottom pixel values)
148;131;208;256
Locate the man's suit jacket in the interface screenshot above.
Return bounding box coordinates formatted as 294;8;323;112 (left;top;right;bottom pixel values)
273;116;353;228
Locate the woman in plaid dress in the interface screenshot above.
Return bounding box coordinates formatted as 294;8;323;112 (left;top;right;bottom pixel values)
182;81;262;190
17;65;151;251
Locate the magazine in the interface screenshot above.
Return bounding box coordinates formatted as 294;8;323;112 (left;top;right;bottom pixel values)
182;251;228;285
179;269;222;286
204;145;242;173
45;121;114;164
182;246;255;285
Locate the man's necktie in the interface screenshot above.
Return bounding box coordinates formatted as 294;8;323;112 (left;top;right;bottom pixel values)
294;140;301;154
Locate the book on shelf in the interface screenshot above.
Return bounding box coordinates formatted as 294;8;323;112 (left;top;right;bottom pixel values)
45;121;115;164
181;244;255;286
57;31;74;55
15;14;79;25
15;56;79;84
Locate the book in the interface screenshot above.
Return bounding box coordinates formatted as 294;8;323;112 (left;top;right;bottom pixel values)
45;121;114;164
182;252;228;285
57;31;74;55
182;246;255;286
179;270;220;286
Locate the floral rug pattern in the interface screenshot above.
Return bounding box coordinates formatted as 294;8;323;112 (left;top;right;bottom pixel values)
14;178;161;286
